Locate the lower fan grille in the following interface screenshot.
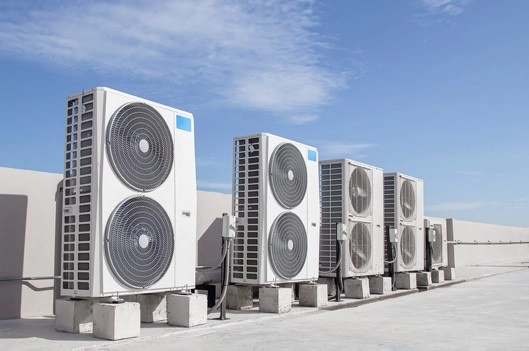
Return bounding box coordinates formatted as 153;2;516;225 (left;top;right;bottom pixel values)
400;226;416;269
105;196;174;289
268;212;307;279
349;222;372;272
432;224;443;264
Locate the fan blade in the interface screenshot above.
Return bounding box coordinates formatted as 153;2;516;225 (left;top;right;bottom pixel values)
402;201;413;211
352;186;368;198
355;249;367;261
403;248;412;258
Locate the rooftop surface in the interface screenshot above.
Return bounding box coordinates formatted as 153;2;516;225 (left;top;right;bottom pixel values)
1;264;528;351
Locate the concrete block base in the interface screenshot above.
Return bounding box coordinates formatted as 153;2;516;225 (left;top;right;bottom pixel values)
395;272;417;290
93;302;140;341
369;276;392;295
298;284;328;308
317;277;336;296
444;267;456;280
417;272;432;287
226;285;254;310
138;294;167;323
432;269;445;283
167;293;207;328
259;287;291;314
54;298;93;334
344;278;370;299
279;283;296;302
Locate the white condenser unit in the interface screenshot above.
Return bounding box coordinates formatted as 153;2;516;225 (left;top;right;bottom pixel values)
61;87;197;298
231;133;320;285
424;217;448;269
319;159;384;278
383;173;424;273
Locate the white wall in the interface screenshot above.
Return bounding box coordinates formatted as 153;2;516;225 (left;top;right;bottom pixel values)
196;191;232;267
446;219;529;267
0;167;62;319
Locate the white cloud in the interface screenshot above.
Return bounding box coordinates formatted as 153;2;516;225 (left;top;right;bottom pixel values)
419;0;470;16
0;0;345;123
428;201;494;212
317;142;375;159
457;170;482;176
197;180;232;193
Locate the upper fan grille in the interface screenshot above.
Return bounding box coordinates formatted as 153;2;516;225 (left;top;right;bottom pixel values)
432;224;443;264
268;212;307;279
107;102;174;192
399;179;416;221
400;226;416;269
349;167;372;216
105;196;174;289
349;222;372;272
269;143;307;209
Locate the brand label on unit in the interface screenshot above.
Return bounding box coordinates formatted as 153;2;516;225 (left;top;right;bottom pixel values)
176;115;192;132
308;149;317;161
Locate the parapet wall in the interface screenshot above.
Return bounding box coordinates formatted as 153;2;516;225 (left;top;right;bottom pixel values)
447;218;529;267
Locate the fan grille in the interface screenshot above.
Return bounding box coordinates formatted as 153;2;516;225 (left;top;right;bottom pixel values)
269;143;307;209
107;102;174;192
399;179;416;220
400;226;416;269
105;196;174;289
349;222;372;272
349;167;372;216
432;224;443;264
268;212;307;279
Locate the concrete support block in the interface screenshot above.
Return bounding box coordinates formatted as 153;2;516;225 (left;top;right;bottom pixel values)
432;269;445;283
417;272;432;287
54;298;93;334
167;293;207;328
317;277;336;296
279;283;296;302
137;294;167;323
444;267;456;280
298;284;328;308
93;302;140;341
395;272;417;290
226;285;254;310
369;276;392;295
259;287;291;314
344;278;370;299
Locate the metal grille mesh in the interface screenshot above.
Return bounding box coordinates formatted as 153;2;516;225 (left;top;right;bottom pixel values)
349;222;372;272
432;224;443;264
400;179;416;221
400;226;416;269
105;196;174;288
269;143;307;209
349;167;372;216
268;212;307;279
107;102;174;192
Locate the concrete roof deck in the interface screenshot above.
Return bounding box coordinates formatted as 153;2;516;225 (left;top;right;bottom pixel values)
1;264;528;351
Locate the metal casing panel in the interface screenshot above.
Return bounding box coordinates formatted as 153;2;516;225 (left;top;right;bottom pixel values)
231;133;319;285
319;159;384;278
424;217;448;269
61;87;196;297
383;172;425;273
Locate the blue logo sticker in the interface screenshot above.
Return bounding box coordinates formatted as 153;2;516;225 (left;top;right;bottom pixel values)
308;150;317;161
176;115;192;132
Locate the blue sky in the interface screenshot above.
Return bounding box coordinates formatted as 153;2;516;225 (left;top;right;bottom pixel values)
0;0;528;227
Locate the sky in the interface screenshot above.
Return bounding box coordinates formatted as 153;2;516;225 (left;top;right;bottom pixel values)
0;0;528;227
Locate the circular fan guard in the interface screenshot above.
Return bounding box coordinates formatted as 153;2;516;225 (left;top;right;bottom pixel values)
268;212;307;279
269;143;307;209
400;226;416;269
107;102;174;192
349;167;372;216
349;223;372;272
400;179;416;220
105;196;174;289
431;225;443;263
